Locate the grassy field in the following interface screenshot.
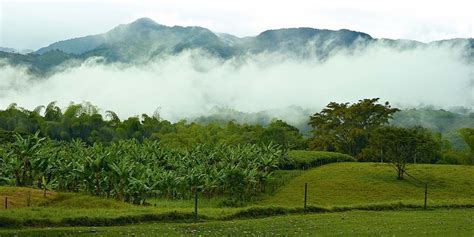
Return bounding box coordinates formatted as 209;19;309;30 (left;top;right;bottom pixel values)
0;186;130;209
1;209;472;236
0;162;472;229
263;162;474;207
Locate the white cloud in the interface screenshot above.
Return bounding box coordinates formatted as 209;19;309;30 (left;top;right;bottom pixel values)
0;42;472;121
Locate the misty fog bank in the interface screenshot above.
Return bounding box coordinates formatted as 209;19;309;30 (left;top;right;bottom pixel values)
0;42;472;123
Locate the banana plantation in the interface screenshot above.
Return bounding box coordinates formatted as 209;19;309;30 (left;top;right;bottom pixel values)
0;133;287;204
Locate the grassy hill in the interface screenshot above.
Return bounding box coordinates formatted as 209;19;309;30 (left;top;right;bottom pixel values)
262;162;474;207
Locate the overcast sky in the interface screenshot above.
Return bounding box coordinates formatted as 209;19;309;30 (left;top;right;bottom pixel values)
0;0;473;50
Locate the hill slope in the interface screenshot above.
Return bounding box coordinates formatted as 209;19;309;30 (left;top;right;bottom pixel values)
262;162;474;207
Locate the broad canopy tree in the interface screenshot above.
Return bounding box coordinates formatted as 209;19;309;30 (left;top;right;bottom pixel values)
308;98;399;156
360;126;442;164
362;126;442;179
308;98;446;178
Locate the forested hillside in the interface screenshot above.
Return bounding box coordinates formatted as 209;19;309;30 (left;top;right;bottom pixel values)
1;18;472;75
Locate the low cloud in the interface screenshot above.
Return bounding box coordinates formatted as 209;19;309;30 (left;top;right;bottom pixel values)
0;42;472;122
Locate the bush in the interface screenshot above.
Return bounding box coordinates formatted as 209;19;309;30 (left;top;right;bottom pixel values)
438;151;473;165
0;217;22;228
224;206;291;219
62;212;196;226
218;198;247;207
281;150;355;169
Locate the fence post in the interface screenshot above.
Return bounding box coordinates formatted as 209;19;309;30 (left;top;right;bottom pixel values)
194;189;198;221
27;191;31;207
424;183;428;210
4;197;7;209
304;182;308;213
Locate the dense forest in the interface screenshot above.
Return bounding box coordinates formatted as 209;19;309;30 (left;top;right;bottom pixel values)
0;102;306;149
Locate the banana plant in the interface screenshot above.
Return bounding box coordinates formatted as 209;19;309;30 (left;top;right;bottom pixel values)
7;132;45;186
2;136;286;204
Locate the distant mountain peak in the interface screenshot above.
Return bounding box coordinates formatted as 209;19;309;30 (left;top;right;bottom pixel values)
3;18;472;75
128;17;161;27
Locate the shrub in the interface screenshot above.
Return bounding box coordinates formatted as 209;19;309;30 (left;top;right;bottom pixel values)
438;151;473;165
281;150;355;169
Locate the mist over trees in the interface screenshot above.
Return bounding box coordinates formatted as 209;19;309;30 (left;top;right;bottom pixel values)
0;99;472;166
307;99;472;166
0;102;305;150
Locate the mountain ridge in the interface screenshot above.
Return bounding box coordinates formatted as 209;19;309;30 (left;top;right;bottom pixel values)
1;17;473;75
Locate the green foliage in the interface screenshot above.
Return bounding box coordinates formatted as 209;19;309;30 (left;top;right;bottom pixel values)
451;128;474;165
282;150;355;169
0;135;287;203
2;132;46;186
308;98;399;156
262;170;303;195
391;108;474;151
459;128;474;153
0;172;473;228
359;126;444;178
0;102;306;149
260;120;306;150
438;150;472;165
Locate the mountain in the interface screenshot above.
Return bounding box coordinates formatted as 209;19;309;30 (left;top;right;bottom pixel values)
243;28;374;58
36;18;237;62
35;19;374;58
1;18;473;75
391;108;474;151
35;19;376;61
0;47;17;53
0;50;75;75
0;47;33;54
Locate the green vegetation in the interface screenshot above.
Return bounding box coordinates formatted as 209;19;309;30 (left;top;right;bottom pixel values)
284;150;355;169
392;108;474;136
0;102;304;149
308;99;473;166
308;98;399;156
1;210;472;236
460;128;474;155
263;163;474;207
0;98;472;235
0;99;472;166
0;162;471;228
360;126;443;179
0;134;286;204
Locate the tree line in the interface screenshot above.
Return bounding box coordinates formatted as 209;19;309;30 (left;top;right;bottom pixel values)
0;100;472;167
0;102;305;150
